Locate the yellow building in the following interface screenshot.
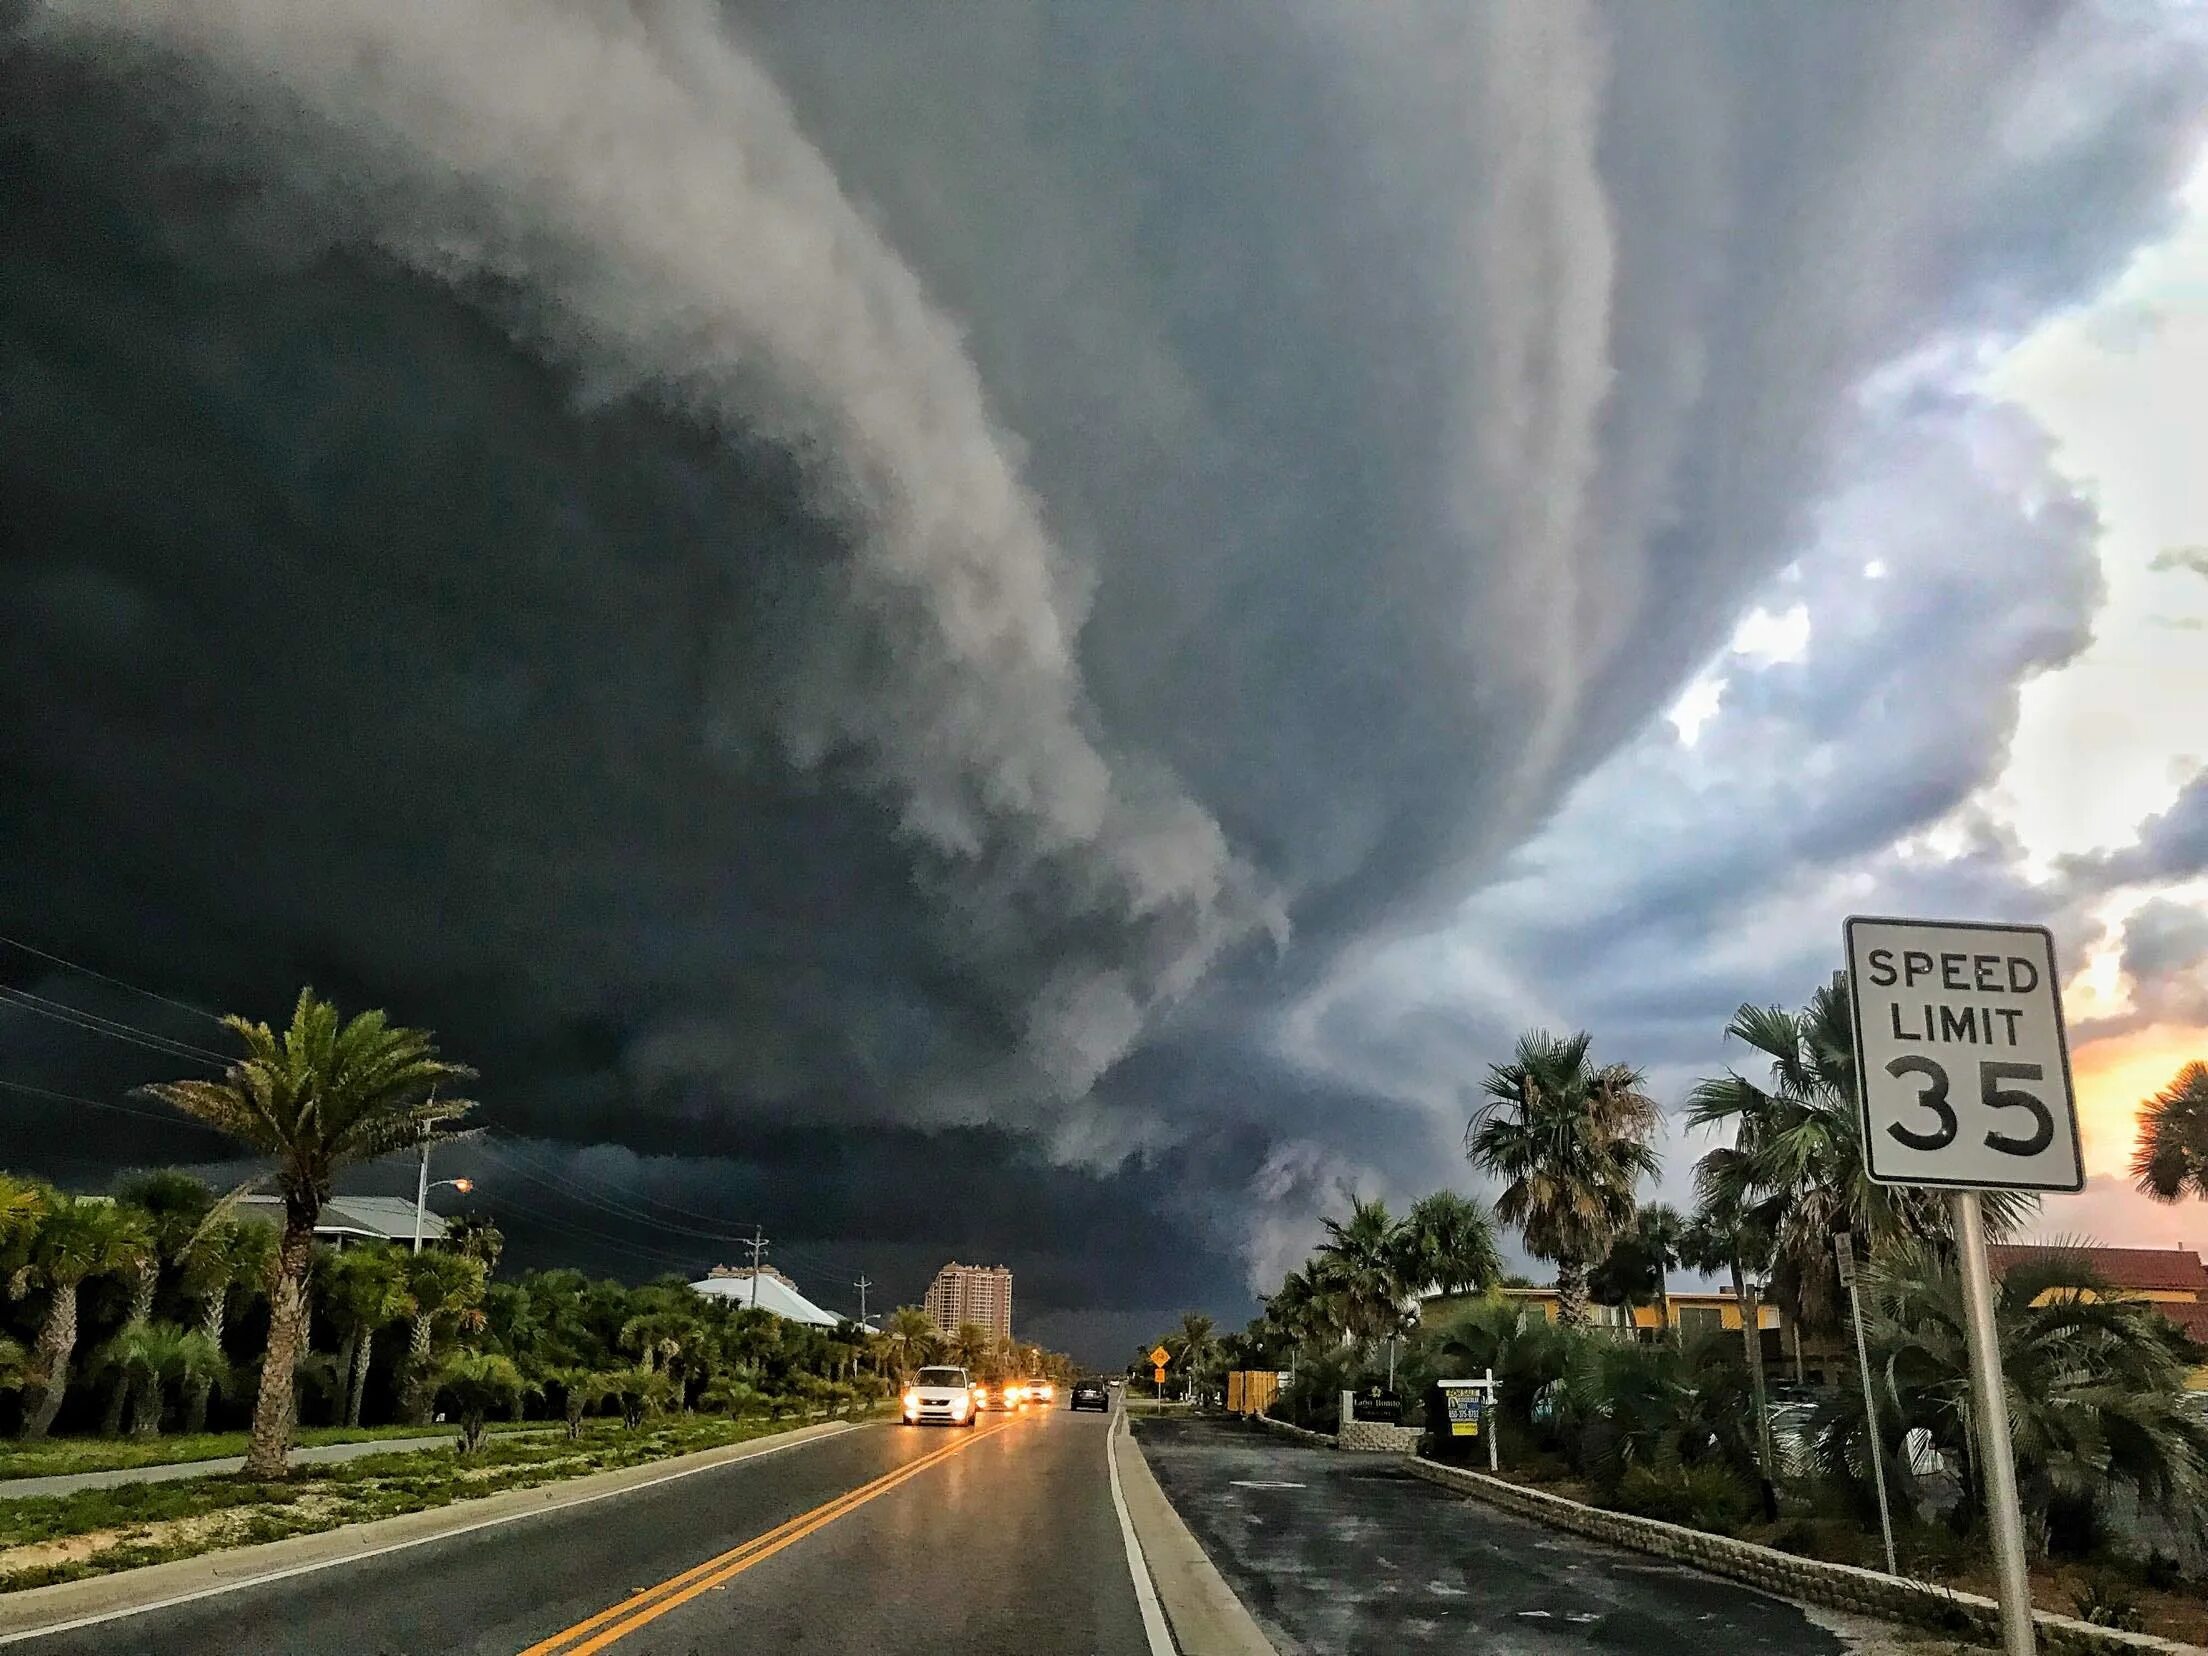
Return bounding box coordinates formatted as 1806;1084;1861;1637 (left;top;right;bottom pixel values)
1423;1286;1852;1385
1989;1244;2208;1389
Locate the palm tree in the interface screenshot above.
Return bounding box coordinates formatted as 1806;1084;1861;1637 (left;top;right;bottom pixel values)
1686;977;2030;1335
1468;1030;1660;1328
14;1195;152;1438
446;1213;505;1276
1591;1203;1687;1342
435;1351;528;1454
951;1322;990;1372
1170;1313;1220;1400
2132;1060;2208;1203
1679;1193;1775;1477
1395;1190;1503;1301
319;1246;413;1428
96;1321;229;1437
102;1171;212;1435
883;1306;937;1381
1844;1241;2208;1552
174;1218;274;1434
1310;1195;1413;1348
400;1250;488;1424
139;988;476;1477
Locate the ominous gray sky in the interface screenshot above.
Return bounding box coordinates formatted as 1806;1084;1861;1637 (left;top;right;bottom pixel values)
5;1;2206;1360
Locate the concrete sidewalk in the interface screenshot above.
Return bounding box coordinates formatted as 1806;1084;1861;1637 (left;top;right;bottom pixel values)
0;1429;559;1500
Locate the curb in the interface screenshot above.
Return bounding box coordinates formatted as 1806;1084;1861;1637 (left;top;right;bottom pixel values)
1402;1456;2205;1656
0;1419;860;1644
1116;1414;1276;1654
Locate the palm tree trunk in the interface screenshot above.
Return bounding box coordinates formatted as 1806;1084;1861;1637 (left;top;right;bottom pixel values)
1655;1278;1674;1346
1732;1260;1775;1477
185;1290;226;1435
130;1369;164;1437
243;1210;315;1479
108;1263;159;1438
347;1326;374;1429
402;1314;434;1425
1553;1253;1590;1329
24;1281;80;1440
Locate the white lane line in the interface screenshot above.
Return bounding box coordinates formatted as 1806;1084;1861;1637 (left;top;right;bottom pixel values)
0;1423;858;1647
1106;1407;1177;1656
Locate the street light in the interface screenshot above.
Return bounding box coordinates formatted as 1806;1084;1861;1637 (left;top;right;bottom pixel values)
412;1142;477;1254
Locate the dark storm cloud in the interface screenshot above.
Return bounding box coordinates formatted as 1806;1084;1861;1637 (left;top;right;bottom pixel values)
2062;770;2208;891
4;2;2205;1341
2069;897;2208;1043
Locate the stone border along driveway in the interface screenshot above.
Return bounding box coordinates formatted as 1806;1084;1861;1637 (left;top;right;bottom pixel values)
1402;1457;2206;1656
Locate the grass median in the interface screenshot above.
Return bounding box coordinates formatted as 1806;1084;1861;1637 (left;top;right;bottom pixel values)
0;1422;547;1483
0;1410;879;1593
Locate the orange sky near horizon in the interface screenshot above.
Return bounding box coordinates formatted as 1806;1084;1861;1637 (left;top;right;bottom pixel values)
2070;1023;2208;1180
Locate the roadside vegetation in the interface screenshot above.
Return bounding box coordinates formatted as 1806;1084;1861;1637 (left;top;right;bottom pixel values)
0;986;1077;1589
1150;972;2208;1643
0;1412;830;1592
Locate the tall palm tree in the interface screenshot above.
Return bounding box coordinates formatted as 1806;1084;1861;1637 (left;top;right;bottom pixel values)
13;1195;152;1438
1468;1030;1660;1328
2132;1059;2208;1203
102;1171;212;1435
1680;1194;1775;1477
883;1306;939;1381
1396;1190;1504;1300
951;1322;990;1372
1312;1195;1412;1347
319;1246;413;1428
1686;977;2030;1334
401;1250;488;1424
139;988;476;1477
174;1218;274;1434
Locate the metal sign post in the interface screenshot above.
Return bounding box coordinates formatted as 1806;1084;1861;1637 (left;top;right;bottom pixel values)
1953;1190;2034;1656
1835;1233;1898;1577
1847;916;2083;1656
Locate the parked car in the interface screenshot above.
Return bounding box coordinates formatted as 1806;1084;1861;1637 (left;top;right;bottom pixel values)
1070;1378;1110;1412
902;1366;979;1428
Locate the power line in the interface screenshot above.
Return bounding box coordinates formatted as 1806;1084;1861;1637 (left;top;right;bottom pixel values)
479;1129;762;1243
0;987;226;1068
0;931;230;1027
0;1077;233;1137
0;982;232;1063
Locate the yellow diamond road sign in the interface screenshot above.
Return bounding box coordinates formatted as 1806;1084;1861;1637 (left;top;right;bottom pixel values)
1149;1345;1170;1368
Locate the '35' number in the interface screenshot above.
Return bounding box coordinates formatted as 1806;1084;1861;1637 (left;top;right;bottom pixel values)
1883;1057;2052;1157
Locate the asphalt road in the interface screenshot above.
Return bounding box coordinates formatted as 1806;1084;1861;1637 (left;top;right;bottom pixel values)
1135;1417;1859;1654
10;1406;1155;1656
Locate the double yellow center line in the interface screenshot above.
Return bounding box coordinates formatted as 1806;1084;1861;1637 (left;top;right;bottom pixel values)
520;1423;1003;1654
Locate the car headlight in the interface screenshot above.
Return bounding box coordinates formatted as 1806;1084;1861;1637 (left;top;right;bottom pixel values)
951;1397;971;1417
902;1390;920;1410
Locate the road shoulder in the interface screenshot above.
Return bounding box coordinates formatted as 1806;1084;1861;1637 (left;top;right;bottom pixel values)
0;1419;858;1646
1115;1413;1275;1656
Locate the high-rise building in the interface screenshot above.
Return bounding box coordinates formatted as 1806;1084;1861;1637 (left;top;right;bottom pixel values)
924;1261;1013;1344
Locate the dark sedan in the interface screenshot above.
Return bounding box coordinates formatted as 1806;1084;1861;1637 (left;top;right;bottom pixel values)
1070;1378;1110;1412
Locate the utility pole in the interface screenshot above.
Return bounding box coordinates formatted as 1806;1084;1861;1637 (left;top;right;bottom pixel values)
749;1227;767;1308
854;1276;872;1328
413;1140;431;1255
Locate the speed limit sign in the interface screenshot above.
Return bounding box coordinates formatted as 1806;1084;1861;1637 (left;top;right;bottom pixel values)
1845;917;2083;1192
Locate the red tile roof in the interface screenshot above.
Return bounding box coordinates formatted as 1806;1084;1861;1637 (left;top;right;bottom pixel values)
1988;1244;2208;1295
2160;1301;2208;1348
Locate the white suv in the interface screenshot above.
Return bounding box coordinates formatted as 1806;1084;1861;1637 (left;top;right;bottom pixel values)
902;1365;979;1428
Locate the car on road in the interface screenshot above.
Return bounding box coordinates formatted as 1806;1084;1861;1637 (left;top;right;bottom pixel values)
975;1379;1018;1410
1070;1378;1110;1412
1019;1378;1056;1407
902;1365;979;1428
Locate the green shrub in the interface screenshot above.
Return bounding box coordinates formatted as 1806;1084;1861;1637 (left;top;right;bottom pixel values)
1610;1460;1755;1535
2071;1577;2146;1632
